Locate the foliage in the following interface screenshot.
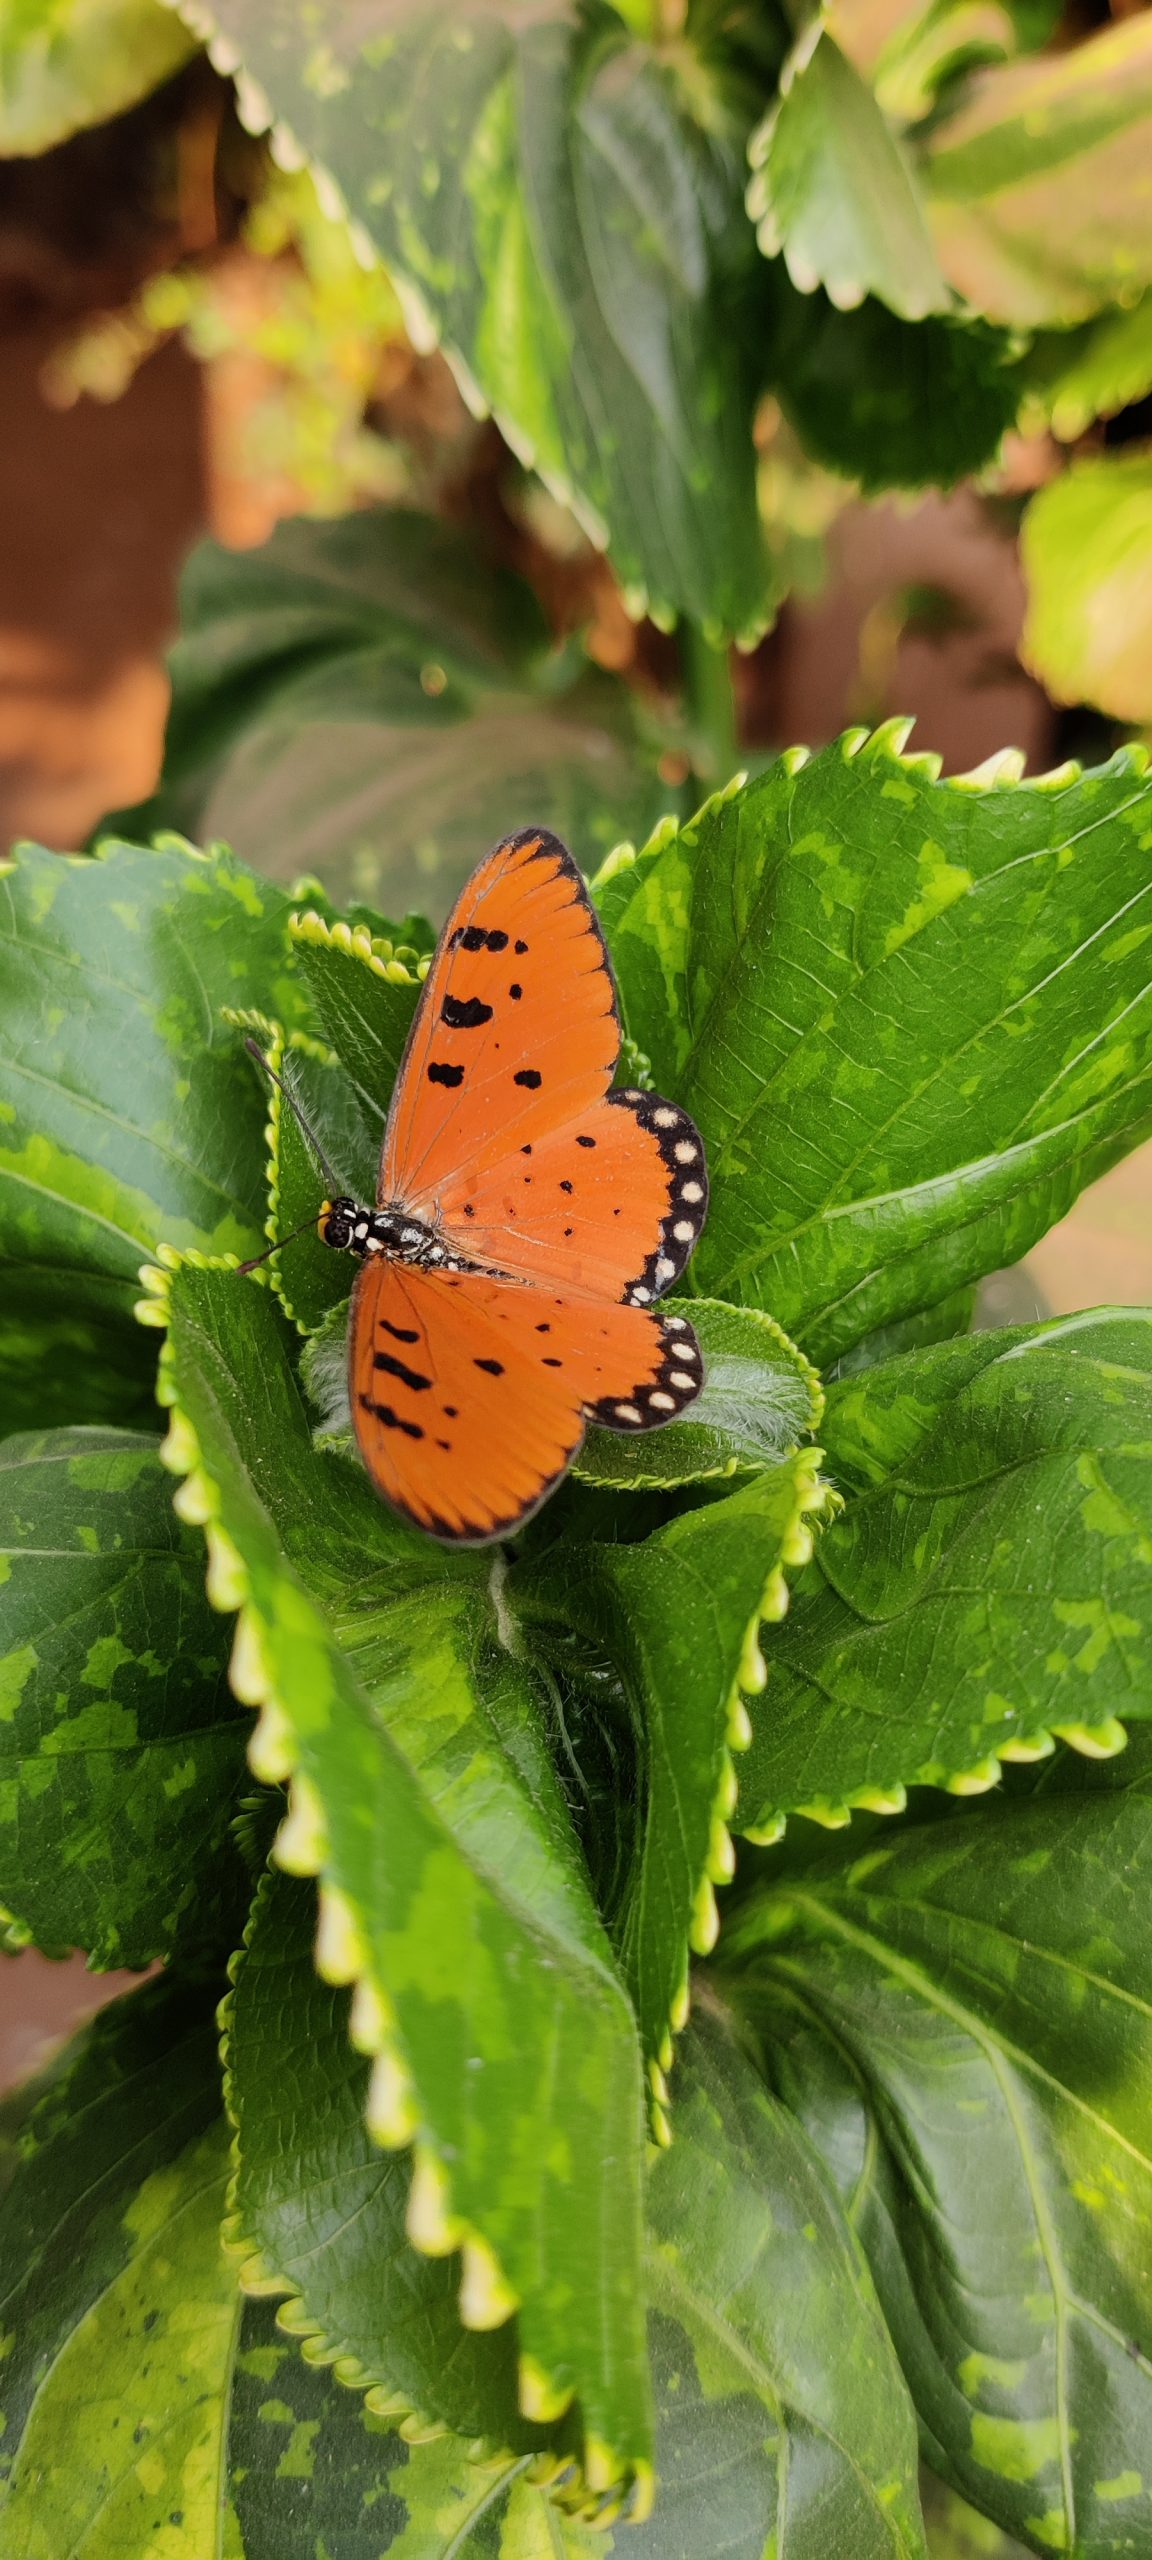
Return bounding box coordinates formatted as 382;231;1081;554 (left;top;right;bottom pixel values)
3;720;1152;2553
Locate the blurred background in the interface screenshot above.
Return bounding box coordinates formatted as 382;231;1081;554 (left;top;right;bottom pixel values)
2;11;1151;2549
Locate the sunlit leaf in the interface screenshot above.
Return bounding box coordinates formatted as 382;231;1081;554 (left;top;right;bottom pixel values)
748;27;948;319
1021;446;1152;725
0;0;197;155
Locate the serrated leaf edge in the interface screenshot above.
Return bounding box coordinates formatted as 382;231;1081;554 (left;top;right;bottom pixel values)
573;1299;823;1493
136;1249;653;2521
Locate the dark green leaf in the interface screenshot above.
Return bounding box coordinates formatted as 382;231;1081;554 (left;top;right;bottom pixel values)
600;736;1152;1366
514;1457;832;2075
641;2004;927;2558
108;511;667;918
157;1257;652;2496
192;9;770;641
227;1865;568;2456
723;1740;1152;2554
0;0;198;154
0;1970;239;2548
254;1022;382;1335
0;1264;157;1438
0;837;309;1343
748;28;948;319
768;279;1019;493
0;1426;245;1965
739;1312;1152;1834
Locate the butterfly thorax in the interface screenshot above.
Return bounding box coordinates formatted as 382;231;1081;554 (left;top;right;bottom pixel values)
318;1195;472;1271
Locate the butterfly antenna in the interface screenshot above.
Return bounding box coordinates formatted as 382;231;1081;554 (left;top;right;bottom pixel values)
243;1036;343;1195
235;1213;322;1277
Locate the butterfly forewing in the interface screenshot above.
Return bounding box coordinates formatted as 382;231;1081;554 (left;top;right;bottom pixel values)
349;1259;703;1543
380;829;618;1215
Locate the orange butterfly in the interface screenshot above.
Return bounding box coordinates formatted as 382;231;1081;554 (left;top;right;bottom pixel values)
261;828;708;1542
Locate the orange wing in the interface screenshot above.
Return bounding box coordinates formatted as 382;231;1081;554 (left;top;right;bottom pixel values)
381;826;708;1307
349;1257;703;1542
380;828;618;1211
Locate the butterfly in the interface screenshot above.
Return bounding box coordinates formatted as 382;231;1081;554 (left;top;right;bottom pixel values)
254;827;708;1543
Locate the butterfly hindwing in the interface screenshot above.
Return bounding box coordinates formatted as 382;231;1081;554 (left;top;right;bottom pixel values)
349;1257;703;1542
380;829;619;1215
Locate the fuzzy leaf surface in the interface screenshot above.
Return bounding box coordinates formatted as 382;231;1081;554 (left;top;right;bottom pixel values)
740;1311;1152;1830
600;738;1152;1365
0;1426;244;1964
769;281;1018;492
190;6;769;642
1021;448;1152;726
513;1461;827;2064
724;1742;1152;2553
0;0;197;153
925;14;1152;324
0;1970;239;2551
163;1260;651;2483
748;28;947;318
111;511;666;918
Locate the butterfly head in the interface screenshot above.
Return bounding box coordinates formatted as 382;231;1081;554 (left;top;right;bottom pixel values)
318;1196;361;1251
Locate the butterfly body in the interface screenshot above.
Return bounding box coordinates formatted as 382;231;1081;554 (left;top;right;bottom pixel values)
295;827;709;1544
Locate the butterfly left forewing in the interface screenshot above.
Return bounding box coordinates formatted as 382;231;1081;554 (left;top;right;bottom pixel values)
380;828;619;1215
349;1258;702;1542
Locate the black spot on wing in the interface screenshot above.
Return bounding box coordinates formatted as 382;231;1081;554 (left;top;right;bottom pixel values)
380;1319;419;1344
359;1395;424;1440
373;1350;431;1393
441;993;493;1030
515;1069;542;1090
450;924;509;954
509;982;522;1000
474;1357;504;1376
576;1134;596;1149
428;1061;464;1088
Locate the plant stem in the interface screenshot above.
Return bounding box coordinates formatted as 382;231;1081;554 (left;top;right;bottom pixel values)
680;621;739;791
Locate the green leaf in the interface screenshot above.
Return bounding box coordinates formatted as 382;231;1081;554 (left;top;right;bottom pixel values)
925;14;1152;325
0;1425;245;1965
739;1312;1152;1834
723;1740;1152;2554
748;27;948;320
229;1932;926;2555
0;1969;241;2552
599;737;1152;1366
108;511;667;917
827;0;1062;128
1016;294;1152;443
514;1458;832;2076
183;6;770;642
768;279;1018;493
641;2003;927;2558
0;1264;157;1437
156;1256;653;2498
0;0;198;155
0;837;309;1346
1021;446;1152;726
226;1864;566;2457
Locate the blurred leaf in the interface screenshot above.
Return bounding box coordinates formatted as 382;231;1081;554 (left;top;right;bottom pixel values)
725;1738;1152;2553
0;1972;239;2551
925;14;1152;326
187;2;771;642
111;511;667;919
515;1459;830;2068
1022;446;1152;725
0;1426;244;1966
600;737;1152;1366
160;1258;652;2493
0;1265;157;1438
769;279;1017;492
748;27;948;319
0;0;197;155
1017;294;1152;443
0;838;308;1359
828;0;1061;126
739;1312;1152;1831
